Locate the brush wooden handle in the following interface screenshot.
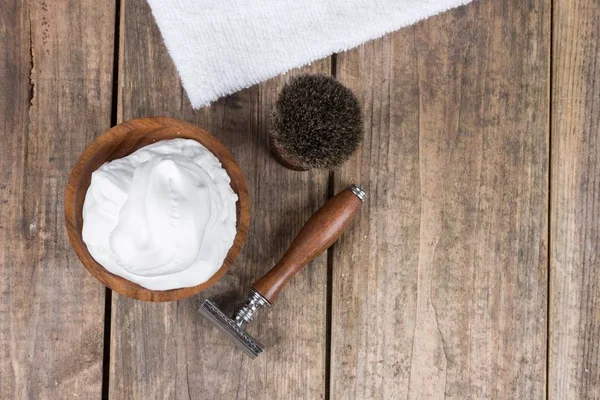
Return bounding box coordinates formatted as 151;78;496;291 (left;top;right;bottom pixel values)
252;186;365;304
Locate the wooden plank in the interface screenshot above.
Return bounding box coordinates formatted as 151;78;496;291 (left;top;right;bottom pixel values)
330;1;550;398
550;0;600;398
110;0;330;398
0;0;114;398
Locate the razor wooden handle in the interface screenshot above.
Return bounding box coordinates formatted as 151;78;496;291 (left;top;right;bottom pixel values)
252;186;364;304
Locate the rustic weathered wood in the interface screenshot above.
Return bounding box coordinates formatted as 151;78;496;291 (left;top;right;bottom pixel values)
65;117;250;302
330;1;550;398
109;0;330;398
0;0;114;398
9;0;600;397
550;0;600;398
253;187;363;304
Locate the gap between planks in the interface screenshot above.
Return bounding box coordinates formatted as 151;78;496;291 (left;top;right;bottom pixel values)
546;0;555;399
102;0;123;398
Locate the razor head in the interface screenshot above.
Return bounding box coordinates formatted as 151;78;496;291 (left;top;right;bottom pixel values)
200;299;264;359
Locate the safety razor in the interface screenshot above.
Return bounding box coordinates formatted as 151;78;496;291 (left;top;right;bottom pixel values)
200;184;366;358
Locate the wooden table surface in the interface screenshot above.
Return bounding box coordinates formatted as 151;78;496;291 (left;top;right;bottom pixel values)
1;0;598;399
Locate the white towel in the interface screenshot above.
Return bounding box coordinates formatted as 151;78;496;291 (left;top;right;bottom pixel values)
146;0;474;108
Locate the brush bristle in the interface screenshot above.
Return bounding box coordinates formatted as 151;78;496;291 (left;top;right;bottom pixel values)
272;74;362;169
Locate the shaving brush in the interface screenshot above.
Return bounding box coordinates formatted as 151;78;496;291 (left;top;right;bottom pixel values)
270;74;363;170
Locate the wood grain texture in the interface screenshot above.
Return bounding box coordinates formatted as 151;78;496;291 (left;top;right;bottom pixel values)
65;117;250;302
330;1;550;398
110;0;330;398
0;0;114;398
550;0;600;398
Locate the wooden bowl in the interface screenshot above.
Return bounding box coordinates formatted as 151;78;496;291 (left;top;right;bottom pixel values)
64;117;250;302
